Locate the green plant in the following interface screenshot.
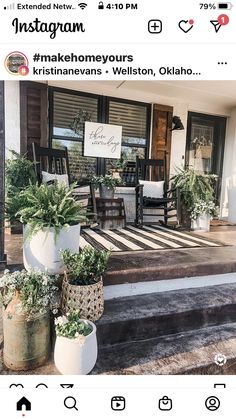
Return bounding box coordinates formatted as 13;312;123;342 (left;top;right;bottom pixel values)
191;199;218;220
92;174;122;189
55;311;92;340
6;150;37;191
171;167;217;215
111;151;128;171
16;182;87;241
61;247;111;285
0;269;58;319
5;150;37;222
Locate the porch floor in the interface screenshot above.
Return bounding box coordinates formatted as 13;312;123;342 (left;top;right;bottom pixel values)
1;225;236;376
4;226;236;285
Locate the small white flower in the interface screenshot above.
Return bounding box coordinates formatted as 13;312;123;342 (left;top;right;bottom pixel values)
75;335;86;345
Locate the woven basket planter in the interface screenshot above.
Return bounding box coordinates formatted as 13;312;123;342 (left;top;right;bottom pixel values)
61;275;104;322
196;145;212;159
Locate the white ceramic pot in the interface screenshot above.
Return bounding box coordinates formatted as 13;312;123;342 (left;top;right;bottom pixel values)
23;224;81;274
191;213;211;232
54;320;97;375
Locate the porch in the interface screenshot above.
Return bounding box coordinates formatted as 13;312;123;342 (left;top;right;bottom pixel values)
1;80;236;376
1;225;236;375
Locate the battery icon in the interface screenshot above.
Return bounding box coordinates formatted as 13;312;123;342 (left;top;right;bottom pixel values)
218;2;233;9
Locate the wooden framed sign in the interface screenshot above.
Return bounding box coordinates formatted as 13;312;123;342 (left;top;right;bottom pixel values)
84;122;122;159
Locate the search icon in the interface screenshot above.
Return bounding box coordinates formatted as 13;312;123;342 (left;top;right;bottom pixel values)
64;396;78;411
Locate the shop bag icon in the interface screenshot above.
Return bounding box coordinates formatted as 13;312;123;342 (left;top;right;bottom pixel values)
158;396;172;411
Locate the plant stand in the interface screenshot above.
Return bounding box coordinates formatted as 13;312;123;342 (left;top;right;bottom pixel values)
96;198;126;230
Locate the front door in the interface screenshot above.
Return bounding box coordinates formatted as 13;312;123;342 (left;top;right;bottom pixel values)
186;112;226;202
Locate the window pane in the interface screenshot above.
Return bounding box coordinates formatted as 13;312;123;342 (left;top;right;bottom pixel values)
189;122;214;174
52;139;97;181
108;101;148;145
53;91;98;139
106;146;145;186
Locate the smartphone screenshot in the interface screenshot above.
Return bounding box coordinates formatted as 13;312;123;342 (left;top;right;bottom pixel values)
0;0;236;417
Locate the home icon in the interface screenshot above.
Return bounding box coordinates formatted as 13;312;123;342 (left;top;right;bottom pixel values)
16;397;31;411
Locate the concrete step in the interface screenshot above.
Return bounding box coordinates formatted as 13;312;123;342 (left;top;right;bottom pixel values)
97;283;236;345
104;246;236;285
93;322;236;375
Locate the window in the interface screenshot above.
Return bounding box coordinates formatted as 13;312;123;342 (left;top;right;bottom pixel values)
106;99;149;184
51;89;98;181
50;88;151;184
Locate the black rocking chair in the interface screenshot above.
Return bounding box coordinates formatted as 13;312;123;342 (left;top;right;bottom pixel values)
32;142;97;224
135;157;180;228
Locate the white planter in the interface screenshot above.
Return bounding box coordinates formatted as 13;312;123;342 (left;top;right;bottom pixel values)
23;224;81;274
54;320;97;375
191;213;211;232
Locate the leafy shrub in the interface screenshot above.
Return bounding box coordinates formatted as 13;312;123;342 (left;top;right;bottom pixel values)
55;311;92;341
92;175;122;189
5;151;37;222
0;269;58;319
61;246;111;286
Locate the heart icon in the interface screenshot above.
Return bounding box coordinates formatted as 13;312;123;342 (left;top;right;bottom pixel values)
214;353;227;366
178;19;194;33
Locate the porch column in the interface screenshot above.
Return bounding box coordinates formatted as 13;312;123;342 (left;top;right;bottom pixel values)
0;81;6;268
221;109;236;222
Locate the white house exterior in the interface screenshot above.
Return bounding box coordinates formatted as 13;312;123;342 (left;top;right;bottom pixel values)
3;80;236;222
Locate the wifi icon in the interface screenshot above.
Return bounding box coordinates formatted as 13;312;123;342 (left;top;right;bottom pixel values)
78;2;87;9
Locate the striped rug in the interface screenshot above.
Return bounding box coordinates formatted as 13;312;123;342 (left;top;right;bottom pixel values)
80;225;224;253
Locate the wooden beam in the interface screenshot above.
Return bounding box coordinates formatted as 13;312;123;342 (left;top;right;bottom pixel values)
0;81;6;268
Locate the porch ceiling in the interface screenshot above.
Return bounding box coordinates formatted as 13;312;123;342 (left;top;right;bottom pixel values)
48;80;236;111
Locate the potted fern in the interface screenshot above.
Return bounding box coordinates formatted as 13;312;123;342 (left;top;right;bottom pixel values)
61;247;110;321
5;151;37;234
17;182;87;274
54;310;97;375
171;167;217;231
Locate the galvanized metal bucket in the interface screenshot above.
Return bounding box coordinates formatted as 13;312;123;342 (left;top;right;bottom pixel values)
3;309;51;371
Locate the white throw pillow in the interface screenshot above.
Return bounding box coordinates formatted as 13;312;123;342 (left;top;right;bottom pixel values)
42;171;69;187
139;180;164;198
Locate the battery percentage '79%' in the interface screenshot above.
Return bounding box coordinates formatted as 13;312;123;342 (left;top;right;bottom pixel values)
199;3;216;8
106;3;138;9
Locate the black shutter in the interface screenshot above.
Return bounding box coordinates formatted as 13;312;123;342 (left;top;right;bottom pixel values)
20;81;48;159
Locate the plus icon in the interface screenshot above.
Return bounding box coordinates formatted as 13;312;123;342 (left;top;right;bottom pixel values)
148;19;162;34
